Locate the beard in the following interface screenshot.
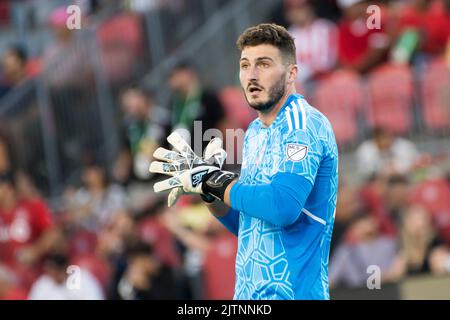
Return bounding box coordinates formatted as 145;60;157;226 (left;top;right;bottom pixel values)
245;76;286;113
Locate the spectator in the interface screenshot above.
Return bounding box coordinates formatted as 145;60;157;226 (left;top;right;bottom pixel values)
42;7;98;180
355;127;419;180
337;0;391;73
118;85;170;182
394;205;450;277
168;61;226;150
383;174;411;226
0;171;60;274
286;0;338;83
63;163;128;233
42;6;91;89
161;206;213;300
0;45;29;98
109;241;177;300
392;0;450;57
329;213;399;288
28;252;104;300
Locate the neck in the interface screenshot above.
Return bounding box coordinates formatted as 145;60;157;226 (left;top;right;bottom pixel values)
257;86;296;127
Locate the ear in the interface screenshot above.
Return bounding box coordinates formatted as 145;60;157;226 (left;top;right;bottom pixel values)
286;64;298;85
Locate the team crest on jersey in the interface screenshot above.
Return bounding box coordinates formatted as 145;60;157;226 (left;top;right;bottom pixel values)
286;143;308;162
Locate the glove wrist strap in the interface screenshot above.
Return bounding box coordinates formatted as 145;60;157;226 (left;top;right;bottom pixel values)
202;171;238;201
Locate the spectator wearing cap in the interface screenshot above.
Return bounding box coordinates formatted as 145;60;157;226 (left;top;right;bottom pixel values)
286;0;338;83
337;0;391;73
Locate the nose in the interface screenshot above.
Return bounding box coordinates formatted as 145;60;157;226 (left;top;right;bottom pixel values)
248;65;259;82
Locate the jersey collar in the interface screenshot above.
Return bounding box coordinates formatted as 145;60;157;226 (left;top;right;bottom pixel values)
259;93;304;129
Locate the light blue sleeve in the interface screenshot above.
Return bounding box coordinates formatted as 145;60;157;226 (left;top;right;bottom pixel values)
230;172;313;227
229;128;322;227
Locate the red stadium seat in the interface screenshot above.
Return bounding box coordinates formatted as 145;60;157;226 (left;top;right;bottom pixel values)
421;58;450;130
203;233;237;300
367;64;414;134
218;86;256;130
313;70;363;145
409;178;450;244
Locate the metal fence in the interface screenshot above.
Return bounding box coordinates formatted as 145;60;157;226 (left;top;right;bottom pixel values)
0;29;119;199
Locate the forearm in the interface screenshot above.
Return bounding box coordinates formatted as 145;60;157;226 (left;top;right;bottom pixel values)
225;173;311;227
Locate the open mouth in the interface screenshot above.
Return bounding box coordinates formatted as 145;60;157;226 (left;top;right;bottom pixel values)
248;86;262;94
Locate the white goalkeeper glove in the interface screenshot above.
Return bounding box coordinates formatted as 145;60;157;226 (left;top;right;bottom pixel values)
149;132;232;207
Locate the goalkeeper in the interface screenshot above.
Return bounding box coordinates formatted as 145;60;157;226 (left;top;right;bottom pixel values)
150;23;338;300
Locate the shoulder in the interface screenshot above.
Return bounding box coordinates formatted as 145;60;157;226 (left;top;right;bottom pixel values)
284;96;333;136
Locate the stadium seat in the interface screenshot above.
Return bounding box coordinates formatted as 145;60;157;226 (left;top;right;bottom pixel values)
203;233;237;300
218;86;256;130
420;58;450;130
312;69;363;146
367;64;414;134
409;178;450;244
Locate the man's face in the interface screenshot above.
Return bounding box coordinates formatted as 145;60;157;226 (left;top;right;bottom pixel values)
121;90;149;120
2;51;25;81
239;44;289;112
169;69;195;95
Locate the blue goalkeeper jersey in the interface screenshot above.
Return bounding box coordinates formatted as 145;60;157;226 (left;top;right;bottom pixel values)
220;93;338;300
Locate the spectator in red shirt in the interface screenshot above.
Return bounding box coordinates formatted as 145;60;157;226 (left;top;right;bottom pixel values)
395;0;450;56
337;0;391;73
0;172;59;270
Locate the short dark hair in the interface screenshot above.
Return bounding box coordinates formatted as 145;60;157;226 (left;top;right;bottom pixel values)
236;23;297;65
120;83;154;102
169;59;198;77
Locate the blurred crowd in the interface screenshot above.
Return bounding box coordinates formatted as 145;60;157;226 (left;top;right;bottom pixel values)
0;0;450;299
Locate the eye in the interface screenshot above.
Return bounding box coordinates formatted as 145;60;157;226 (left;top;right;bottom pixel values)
240;63;249;70
258;62;270;68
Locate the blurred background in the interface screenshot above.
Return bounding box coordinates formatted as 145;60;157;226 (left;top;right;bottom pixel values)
0;0;449;300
